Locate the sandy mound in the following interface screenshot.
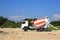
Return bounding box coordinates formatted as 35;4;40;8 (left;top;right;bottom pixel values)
0;28;60;40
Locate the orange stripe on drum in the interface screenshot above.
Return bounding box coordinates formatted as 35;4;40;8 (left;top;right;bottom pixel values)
34;21;45;25
35;24;46;28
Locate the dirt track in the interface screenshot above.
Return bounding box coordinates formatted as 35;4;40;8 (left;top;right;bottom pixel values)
0;28;60;40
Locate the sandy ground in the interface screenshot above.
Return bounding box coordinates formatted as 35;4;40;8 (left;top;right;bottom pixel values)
0;28;60;40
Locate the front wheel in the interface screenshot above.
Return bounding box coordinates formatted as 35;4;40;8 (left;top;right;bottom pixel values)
23;27;28;31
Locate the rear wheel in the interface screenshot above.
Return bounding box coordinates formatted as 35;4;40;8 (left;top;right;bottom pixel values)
36;28;43;31
36;28;46;31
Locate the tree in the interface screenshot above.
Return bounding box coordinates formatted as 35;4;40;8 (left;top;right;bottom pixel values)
50;21;60;26
0;16;8;26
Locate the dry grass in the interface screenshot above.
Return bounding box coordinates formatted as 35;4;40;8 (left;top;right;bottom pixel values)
0;28;60;40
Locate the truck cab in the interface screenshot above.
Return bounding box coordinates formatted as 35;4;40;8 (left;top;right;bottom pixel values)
21;21;28;28
21;21;35;31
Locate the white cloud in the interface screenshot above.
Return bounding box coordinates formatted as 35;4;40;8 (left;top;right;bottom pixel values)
52;14;60;21
8;16;26;22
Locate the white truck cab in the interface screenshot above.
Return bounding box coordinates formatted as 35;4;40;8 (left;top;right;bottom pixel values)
21;21;28;29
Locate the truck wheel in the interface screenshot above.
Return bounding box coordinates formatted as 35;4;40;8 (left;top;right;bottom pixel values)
36;28;43;32
36;29;39;31
44;28;51;31
23;27;28;31
36;28;40;31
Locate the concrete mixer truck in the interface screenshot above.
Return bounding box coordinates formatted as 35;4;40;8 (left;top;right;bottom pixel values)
21;17;58;31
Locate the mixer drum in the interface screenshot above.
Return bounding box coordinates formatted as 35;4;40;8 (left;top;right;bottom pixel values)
33;18;46;28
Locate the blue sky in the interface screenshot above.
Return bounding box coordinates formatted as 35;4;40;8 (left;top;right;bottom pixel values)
0;0;60;21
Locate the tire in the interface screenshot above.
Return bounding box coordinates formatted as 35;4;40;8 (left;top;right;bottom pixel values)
36;28;44;32
23;27;28;31
36;28;39;31
36;28;42;31
44;28;52;31
43;28;48;31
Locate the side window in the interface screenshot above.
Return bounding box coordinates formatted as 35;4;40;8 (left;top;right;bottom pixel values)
22;22;26;24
